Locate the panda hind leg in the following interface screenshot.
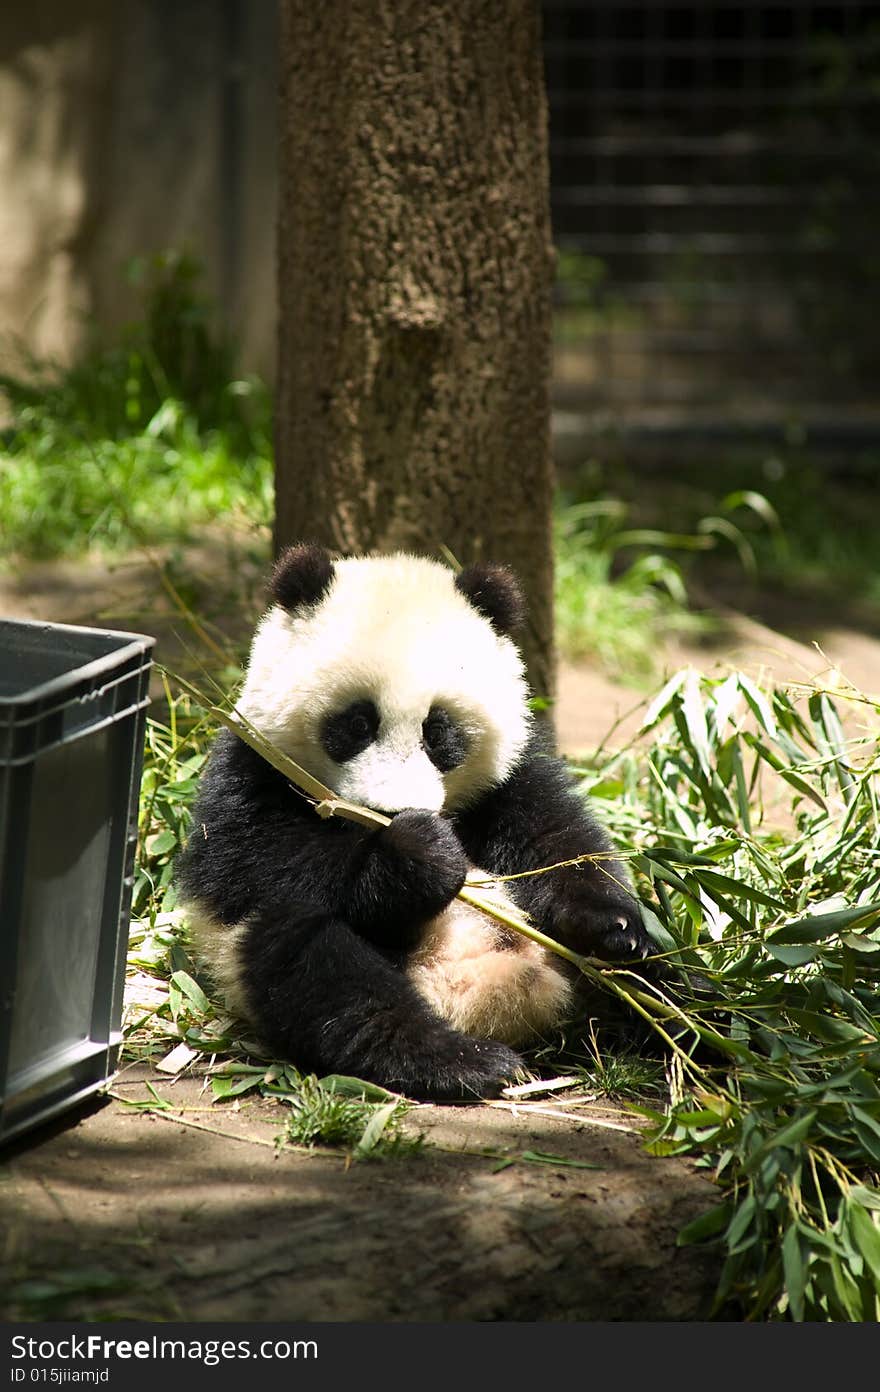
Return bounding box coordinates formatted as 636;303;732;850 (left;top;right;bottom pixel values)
237;911;524;1102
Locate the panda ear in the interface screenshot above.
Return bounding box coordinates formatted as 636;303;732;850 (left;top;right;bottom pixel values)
455;562;525;636
270;542;335;611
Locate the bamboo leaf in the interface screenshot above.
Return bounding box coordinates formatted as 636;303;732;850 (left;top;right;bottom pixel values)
638;902;678;955
211;1074;261;1100
851;1111;880;1166
769;902;880;944
679;670;712;777
751;1111;818;1162
741;734;828;811
640;668;689;731
711;673;744;734
850;1186;880;1212
693;868;783;911
169;970;211;1016
726;1194;758;1252
847;1202;880;1288
738;673;778;740
731;741;752;834
318;1075;400;1102
353;1102;401;1157
782;1224;807;1321
677;1203;732;1245
840;931;880;954
786;1010;870;1045
766;943;820;967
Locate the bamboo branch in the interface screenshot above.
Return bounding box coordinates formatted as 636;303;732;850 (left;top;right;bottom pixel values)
157;666;724;1071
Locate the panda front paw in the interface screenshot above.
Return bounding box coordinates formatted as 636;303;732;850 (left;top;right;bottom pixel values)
378;809;468;909
572;896;654;964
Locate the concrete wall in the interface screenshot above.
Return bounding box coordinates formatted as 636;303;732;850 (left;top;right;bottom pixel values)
0;0;278;379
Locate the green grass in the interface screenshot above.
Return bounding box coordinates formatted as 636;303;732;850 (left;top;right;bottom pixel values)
528;1025;667;1102
0;252;272;559
553;498;718;682
576;667;880;1320
0;414;272;559
280;1074;421;1158
561;445;880;618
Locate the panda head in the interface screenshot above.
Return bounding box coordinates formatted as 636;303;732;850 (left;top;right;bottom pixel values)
237;542;533;814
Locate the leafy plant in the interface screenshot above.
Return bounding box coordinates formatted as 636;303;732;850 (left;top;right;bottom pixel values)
576;668;880;1320
0;251;267;443
280;1074;420;1159
553;493;776;680
575;443;880;613
528;1024;666;1103
133;684;215;924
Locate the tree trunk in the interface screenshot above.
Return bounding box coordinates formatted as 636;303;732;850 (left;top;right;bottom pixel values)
275;0;556;703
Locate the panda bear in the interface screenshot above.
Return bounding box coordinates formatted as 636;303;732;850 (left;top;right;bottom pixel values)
177;542;652;1100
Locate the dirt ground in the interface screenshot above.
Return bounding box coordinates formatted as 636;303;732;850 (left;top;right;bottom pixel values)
1;1066;723;1322
2;543;880;1323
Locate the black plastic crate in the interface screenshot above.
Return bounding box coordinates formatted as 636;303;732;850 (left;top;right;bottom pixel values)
0;617;154;1145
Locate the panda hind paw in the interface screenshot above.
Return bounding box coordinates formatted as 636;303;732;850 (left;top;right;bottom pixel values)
427;1038;525;1102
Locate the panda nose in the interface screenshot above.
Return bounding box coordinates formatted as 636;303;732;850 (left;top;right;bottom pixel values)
364;748;446;814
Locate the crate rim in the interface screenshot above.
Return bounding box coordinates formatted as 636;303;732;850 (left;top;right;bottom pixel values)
0;616;155;708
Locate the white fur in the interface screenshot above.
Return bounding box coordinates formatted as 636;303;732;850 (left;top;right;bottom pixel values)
237;553;532;813
185;902;252;1020
408;872;571;1045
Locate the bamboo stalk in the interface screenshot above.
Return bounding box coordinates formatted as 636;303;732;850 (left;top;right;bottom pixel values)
164;666;605;959
158;667;723;1071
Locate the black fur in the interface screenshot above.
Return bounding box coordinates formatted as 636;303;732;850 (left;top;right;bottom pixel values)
320;698;381;763
454;726;648;963
177;726;649;1101
455;563;525;635
271;542;335;611
422;705;469;773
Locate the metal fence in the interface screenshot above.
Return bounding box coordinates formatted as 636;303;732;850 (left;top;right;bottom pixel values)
543;0;880;429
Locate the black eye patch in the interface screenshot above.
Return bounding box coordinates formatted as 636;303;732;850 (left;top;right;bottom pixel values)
320;699;380;764
422;705;468;773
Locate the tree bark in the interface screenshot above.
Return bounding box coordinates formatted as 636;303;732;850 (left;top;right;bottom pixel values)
275;0;556;703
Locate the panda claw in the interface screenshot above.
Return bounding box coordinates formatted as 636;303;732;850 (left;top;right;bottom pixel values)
586;903;654;963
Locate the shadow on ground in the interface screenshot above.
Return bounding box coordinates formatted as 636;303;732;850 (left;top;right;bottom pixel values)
1;1065;722;1322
